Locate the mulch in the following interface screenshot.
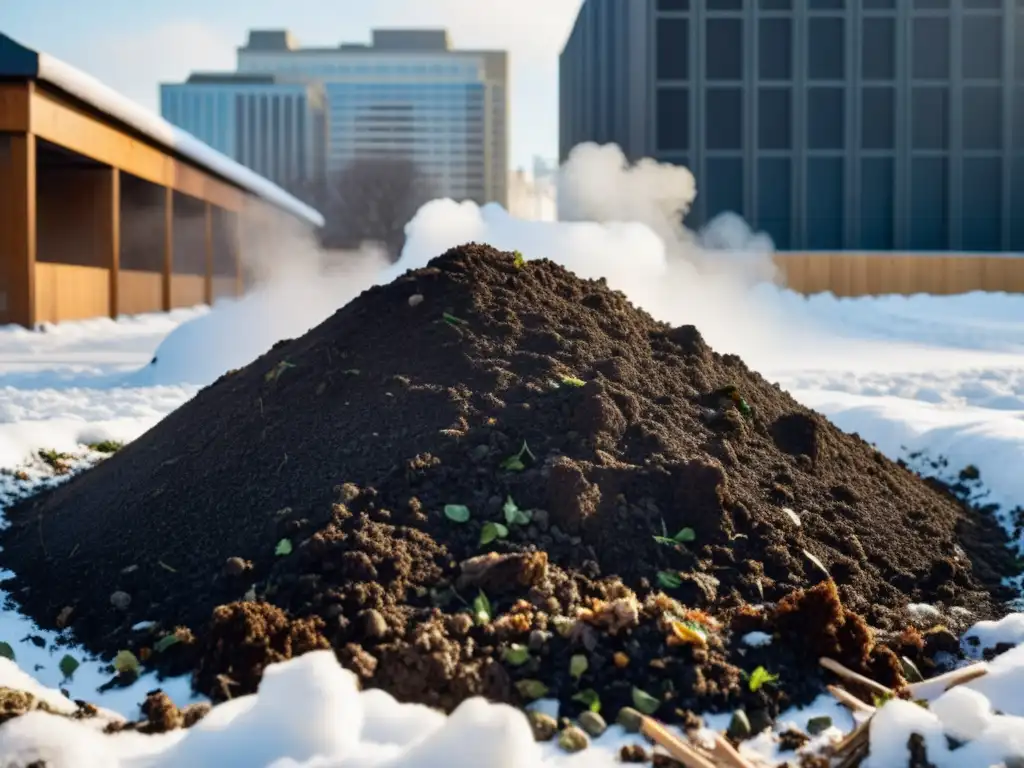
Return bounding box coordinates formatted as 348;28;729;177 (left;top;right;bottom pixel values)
0;244;1016;728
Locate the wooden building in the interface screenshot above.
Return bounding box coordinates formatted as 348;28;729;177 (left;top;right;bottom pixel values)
0;34;324;328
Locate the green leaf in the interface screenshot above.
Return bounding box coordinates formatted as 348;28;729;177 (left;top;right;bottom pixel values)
674;527;696;543
631;687;661;715
572;688;601;713
154;634;182;653
274;538;293;556
0;642;14;661
560;375;585;387
569;654;589;680
444;504;471;523
652;535;680;547
515;679;549;700
112;650;140;676
503;496;532;526
442;312;467;326
657;570;682;589
479;521;509;546
748;666;780;693
473;590;492;626
502;644;530;666
512;250;525;268
500;441;535;472
58;654;80;679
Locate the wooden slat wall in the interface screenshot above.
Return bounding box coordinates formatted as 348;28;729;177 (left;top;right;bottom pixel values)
773;253;1024;296
34;263;109;324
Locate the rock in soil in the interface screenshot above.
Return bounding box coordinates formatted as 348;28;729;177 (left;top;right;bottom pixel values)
527;710;557;742
578;710;607;737
0;244;1017;724
557;725;589;753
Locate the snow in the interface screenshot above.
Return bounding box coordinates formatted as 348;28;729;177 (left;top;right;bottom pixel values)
0;144;1023;762
9;38;324;228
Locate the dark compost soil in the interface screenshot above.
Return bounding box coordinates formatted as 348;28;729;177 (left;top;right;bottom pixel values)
0;244;1016;725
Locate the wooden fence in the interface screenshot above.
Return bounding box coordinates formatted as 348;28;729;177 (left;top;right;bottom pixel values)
772;252;1024;297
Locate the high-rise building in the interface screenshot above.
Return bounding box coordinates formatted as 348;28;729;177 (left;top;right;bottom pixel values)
235;28;509;207
160;74;327;190
560;0;1024;253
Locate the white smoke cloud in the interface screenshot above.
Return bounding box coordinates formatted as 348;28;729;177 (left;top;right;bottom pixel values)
136;143;825;387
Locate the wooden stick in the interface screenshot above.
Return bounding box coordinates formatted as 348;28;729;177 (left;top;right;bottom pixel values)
641;717;719;768
819;658;895;699
827;685;877;714
907;662;988;697
710;732;760;768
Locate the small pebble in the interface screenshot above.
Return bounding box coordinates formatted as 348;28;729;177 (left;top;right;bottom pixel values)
361;609;388;640
747;708;773;735
727;709;751;741
620;744;649;763
109;591;132;611
578;710;607;738
807;715;833;735
223;557;250;577
527;711;557;742
616;706;643;733
557;725;589;753
408;293;424;307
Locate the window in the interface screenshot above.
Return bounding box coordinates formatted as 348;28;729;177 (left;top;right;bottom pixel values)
808;18;845;80
758;158;791;249
707;0;742;8
706;18;743;80
760;0;791;7
862;17;896;80
909;158;948;250
759;88;791;150
657;0;689;9
912;88;948;150
657;18;689;80
962;16;1002;79
859;158;895;249
759;18;792;80
706;89;743;149
657;87;690;151
913;18;950;79
806;158;844;249
705;157;745;220
861;87;895;150
808;88;844;150
1014;89;1024;150
1010;158;1024;251
810;0;844;7
962;157;1002;251
962;87;1001;150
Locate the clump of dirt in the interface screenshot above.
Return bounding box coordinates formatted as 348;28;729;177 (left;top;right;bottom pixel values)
0;244;1017;723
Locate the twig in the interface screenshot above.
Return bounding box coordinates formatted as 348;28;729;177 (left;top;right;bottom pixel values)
907;662;988;697
710;732;759;768
820;658;895;699
833;719;872;768
641;717;719;768
827;685;877;714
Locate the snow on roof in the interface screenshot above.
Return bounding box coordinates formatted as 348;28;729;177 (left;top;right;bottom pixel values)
0;34;324;228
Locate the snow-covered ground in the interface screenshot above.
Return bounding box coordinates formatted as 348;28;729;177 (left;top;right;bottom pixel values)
0;284;1021;766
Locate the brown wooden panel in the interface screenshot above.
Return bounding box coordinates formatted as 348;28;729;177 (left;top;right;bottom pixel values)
34;263;109;324
118;270;164;316
0;133;36;326
171;274;205;309
29;87;244;212
0;83;31;132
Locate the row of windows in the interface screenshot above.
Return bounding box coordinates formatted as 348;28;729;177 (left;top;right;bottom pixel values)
657;0;1023;11
673;155;1014;252
657;85;1009;152
657;14;1013;82
248;61;479;78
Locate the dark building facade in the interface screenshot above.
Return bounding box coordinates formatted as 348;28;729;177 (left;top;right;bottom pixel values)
560;0;1024;252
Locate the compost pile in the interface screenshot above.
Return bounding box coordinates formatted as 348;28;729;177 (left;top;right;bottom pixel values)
0;244;1015;728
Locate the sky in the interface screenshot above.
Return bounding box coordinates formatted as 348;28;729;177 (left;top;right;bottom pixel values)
1;0;583;171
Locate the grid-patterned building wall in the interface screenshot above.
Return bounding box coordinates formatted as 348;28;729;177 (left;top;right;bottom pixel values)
160;80;326;189
560;0;1024;252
